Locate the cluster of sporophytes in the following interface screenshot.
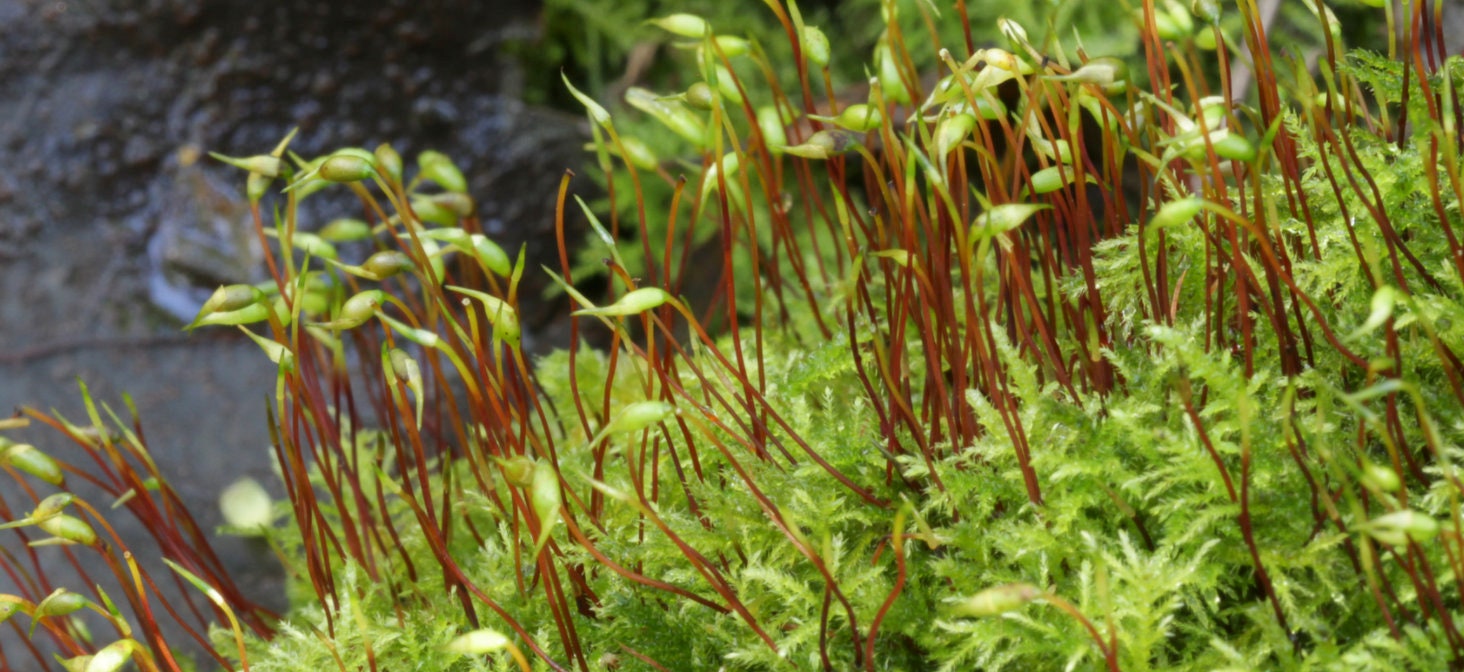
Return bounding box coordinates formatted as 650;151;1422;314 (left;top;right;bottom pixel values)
6;0;1464;669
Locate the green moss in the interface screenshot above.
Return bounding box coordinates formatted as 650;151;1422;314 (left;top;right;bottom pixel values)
5;2;1464;671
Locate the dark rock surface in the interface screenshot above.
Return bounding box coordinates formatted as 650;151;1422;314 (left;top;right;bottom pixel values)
0;1;592;668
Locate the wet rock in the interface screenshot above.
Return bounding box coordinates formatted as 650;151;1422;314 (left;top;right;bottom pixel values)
0;0;581;341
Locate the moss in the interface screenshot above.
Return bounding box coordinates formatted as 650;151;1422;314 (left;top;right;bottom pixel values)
5;2;1464;671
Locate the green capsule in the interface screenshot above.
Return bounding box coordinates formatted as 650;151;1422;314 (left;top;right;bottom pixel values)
756;106;788;152
934;113;977;157
1207;132;1256;162
187;301;275;330
1363;510;1439;547
712;65;743;105
647;13;709;38
1150;197;1207;230
418;150;468;193
1361;463;1401;492
1193;27;1219;50
388;347;424;428
245;171;271;203
610;136;660;172
1145;6;1190;41
208;153;283;178
468;234;512;277
979;48;1028;74
34;589;87;620
32;493;75;519
683;81;717;110
318;155;376;183
0;601;20;625
410;196;459;227
361;251;414;280
625;87;708;148
875;39;913;105
278;231;338;261
318;218;373;242
1192;0;1221;22
374;143;404;184
428;192;476;217
607;401;676;435
495;455;536;488
801;25;831;67
781;129;858;160
574;287;677;317
950;583;1041;617
711;35;750;58
1045;57;1129;95
530;459;561;554
78;639;137;672
1029;165;1075;194
198;284;266;316
997;17;1029;49
1;443;64;485
698;152;742;201
444;629;511;655
970;203;1050;240
809;104;883;133
36;514;97;547
315;290;385;330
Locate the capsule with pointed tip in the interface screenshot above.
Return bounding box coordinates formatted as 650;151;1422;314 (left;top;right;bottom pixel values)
318;218;373;242
647;13;709;37
208;152;283;178
374;143;403;183
495;455;536;488
970;203;1050;240
606;401;677;435
950;583;1041;617
874;39;913;104
530;459;561;554
37;514;97;547
1150;197;1207;230
596;135;659;171
33;588;87;620
625;87;707;147
934;113;978;158
418;150;468;193
781;130;858;160
1;442;64;485
1046;57;1129;95
1363;510;1439;547
809;104;883;133
72;638;138;672
574;287;677;317
316;290;385;330
318;154;376;183
444;628;511;654
359;251;414;280
682;81;717;110
756;106;788;151
801;25;831;67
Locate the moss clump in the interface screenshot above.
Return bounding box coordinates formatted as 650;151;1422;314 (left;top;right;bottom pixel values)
6;2;1464;671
